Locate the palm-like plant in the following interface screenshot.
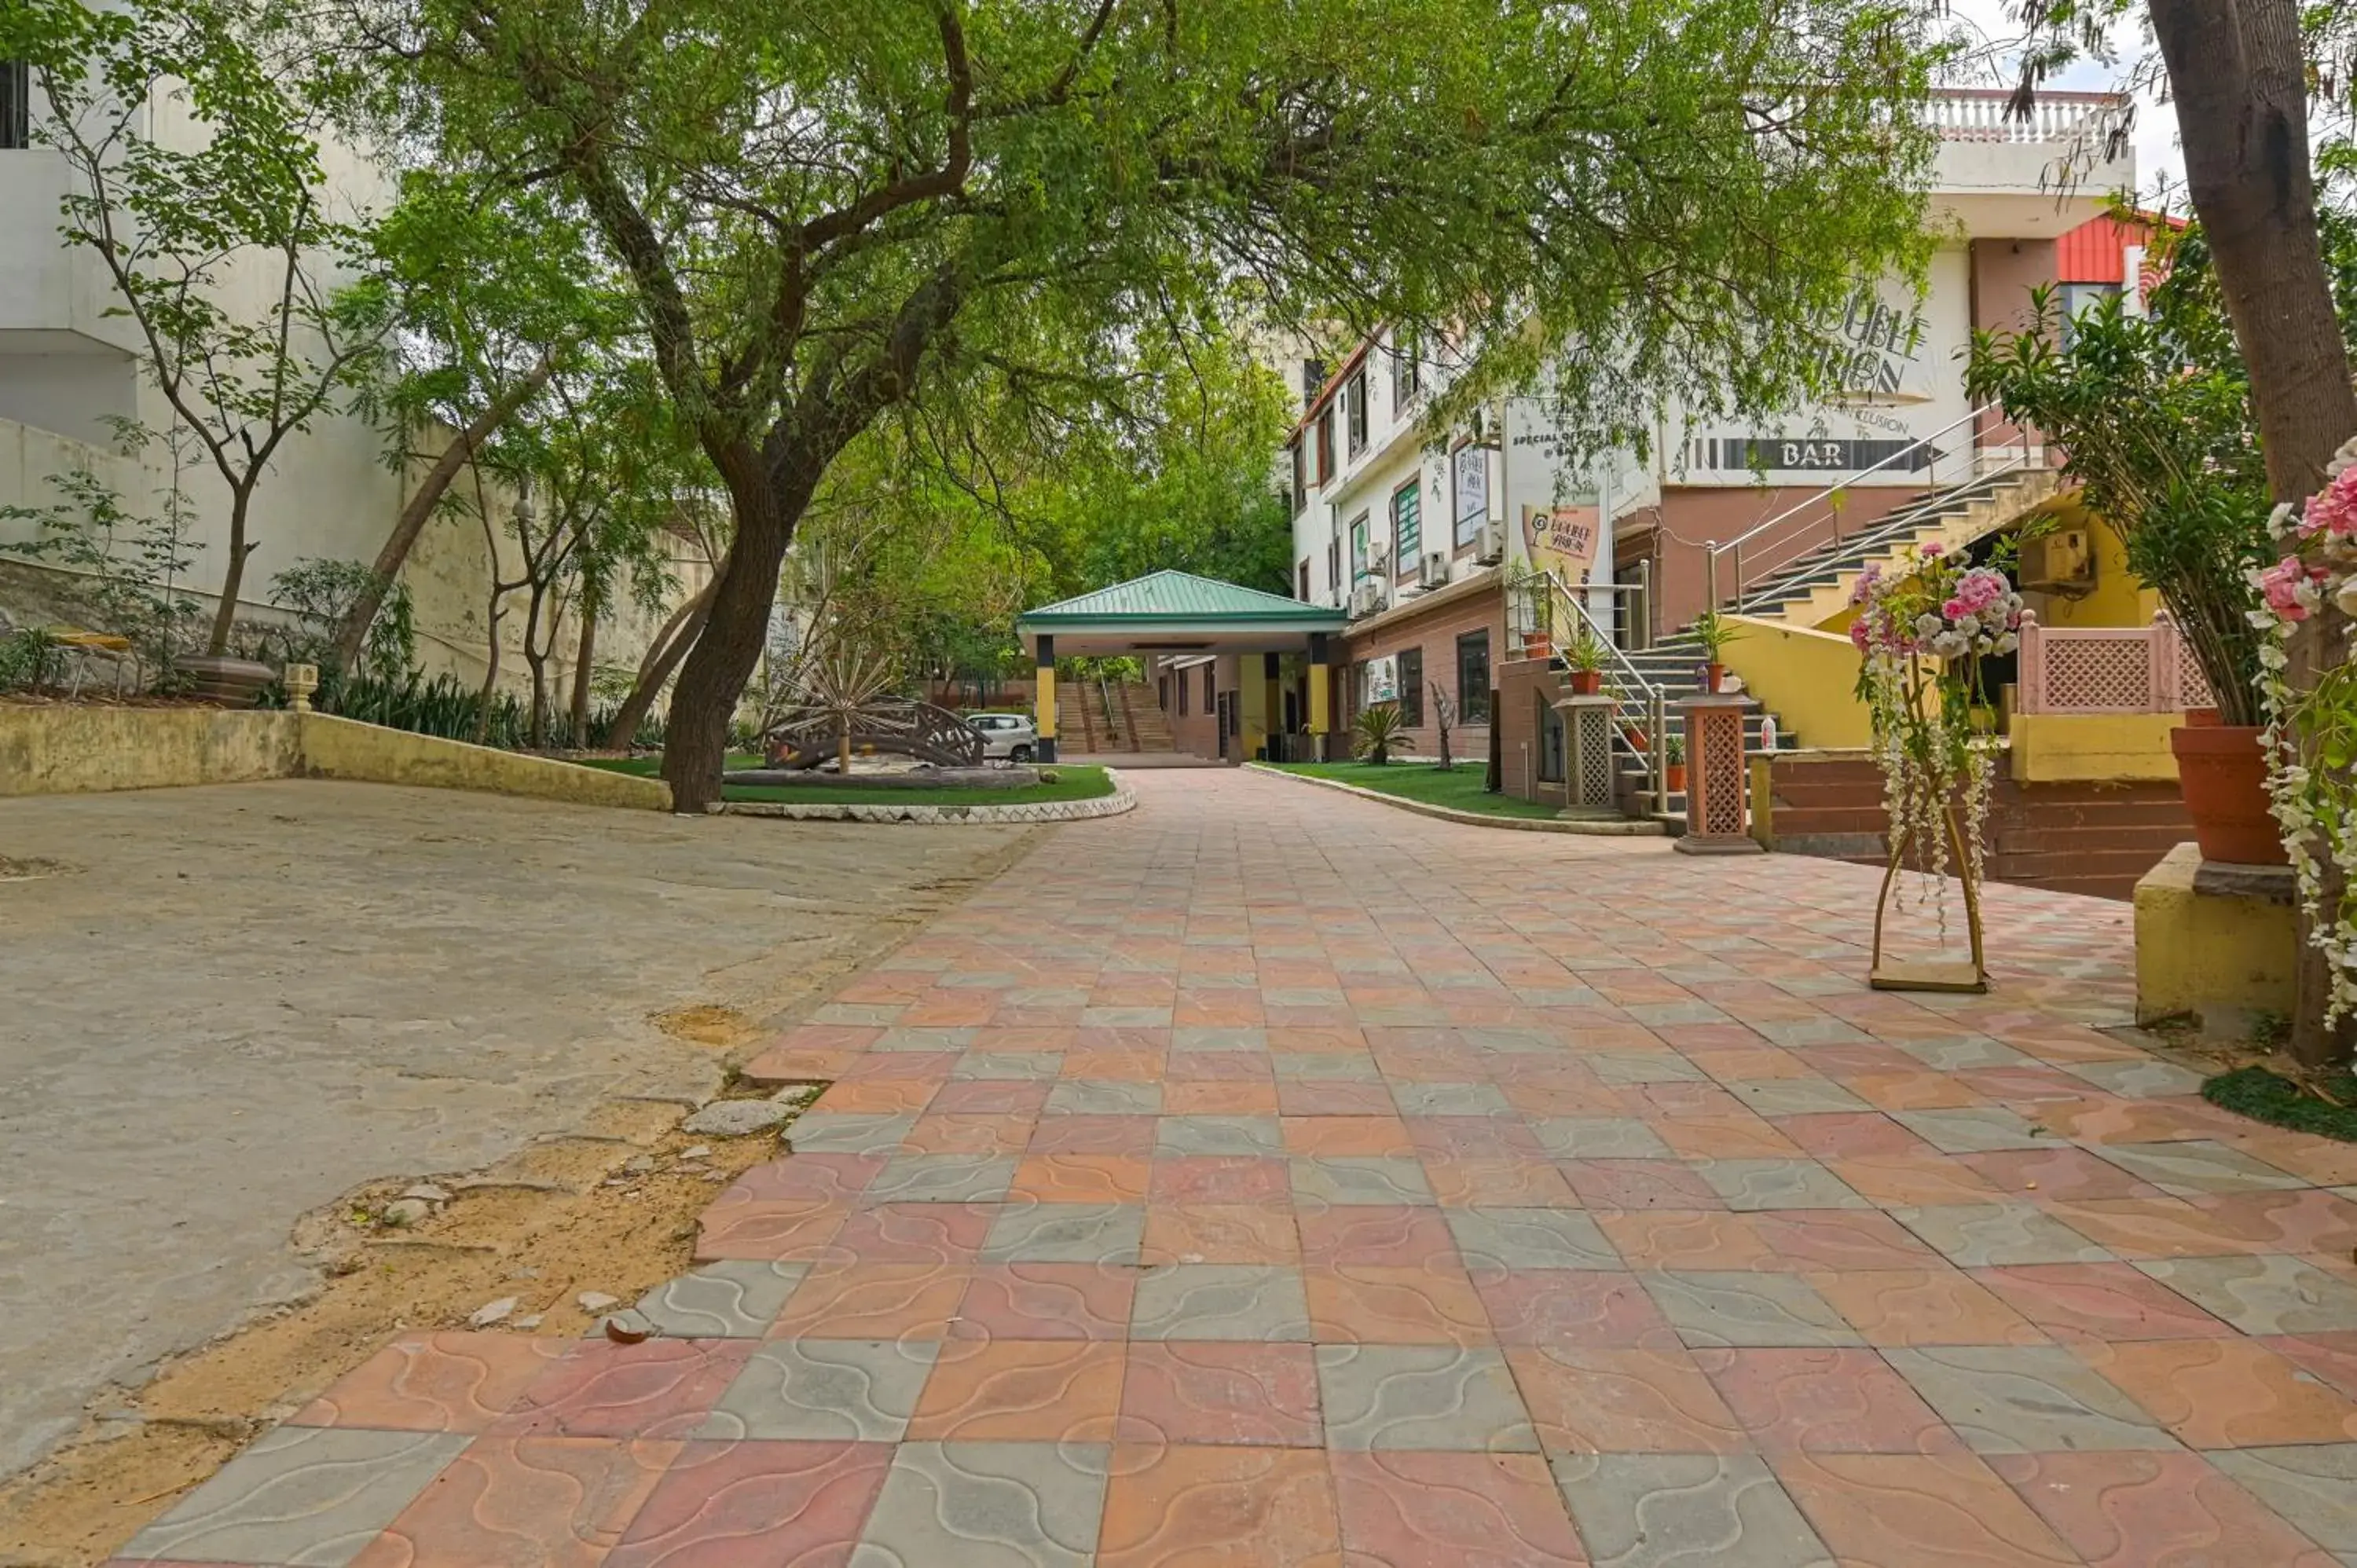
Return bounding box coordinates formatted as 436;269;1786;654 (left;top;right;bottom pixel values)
1352;702;1417;765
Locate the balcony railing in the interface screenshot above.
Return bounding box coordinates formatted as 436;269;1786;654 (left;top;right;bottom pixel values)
1928;88;2125;146
2016;610;2216;715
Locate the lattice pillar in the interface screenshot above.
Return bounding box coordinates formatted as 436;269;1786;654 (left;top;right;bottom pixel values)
1672;694;1761;855
1556;695;1620;817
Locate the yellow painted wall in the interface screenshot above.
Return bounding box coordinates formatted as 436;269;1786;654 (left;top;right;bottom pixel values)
1720;616;1879;749
0;703;299;796
2022;502;2162;629
0;705;669;808
2007;712;2181;782
2135;843;2296;1032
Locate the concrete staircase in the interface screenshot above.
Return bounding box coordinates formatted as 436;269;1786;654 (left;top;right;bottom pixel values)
1055;679;1177;754
1730;468;2066;629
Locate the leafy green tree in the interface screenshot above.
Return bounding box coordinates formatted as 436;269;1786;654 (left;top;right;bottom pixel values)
333;0;1942;809
335;173;619;670
4;0;391;656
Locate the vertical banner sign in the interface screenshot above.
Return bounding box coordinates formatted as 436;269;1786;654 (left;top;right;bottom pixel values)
1453;445;1491;547
1523;504;1600;585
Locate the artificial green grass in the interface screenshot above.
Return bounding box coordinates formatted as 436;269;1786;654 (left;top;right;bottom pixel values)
1266;760;1565;820
581;756;1113;806
2201;1064;2357;1144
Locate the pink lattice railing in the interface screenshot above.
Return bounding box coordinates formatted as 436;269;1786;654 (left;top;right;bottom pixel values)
2015;610;2216;714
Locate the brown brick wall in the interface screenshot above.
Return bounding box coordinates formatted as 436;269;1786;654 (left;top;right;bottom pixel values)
1339;582;1501;764
1758;751;2195;902
1617;485;1919;636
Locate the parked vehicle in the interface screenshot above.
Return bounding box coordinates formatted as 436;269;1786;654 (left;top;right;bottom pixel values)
966;711;1037;762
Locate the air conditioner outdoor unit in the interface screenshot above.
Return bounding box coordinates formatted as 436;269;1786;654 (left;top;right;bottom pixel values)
1419;551;1450;588
2019;529;2094;591
1474;519;1506;565
1366;542;1391;574
1350;580;1385;617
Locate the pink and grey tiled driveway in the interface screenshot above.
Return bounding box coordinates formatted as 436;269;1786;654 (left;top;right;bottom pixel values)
119;768;2357;1566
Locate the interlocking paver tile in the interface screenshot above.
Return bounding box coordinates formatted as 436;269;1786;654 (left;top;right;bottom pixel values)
1131;1262;1312;1340
701;1339;939;1442
1696;1346;1964;1454
1643;1271;1862;1348
2080;1337;2357;1447
1317;1343;1538;1451
1097;1443;1341;1566
2089;1139;2311;1195
852;1440;1108;1567
1883;1345;2176;1453
2135;1253;2357;1335
1119;1342;1323;1446
1552;1452;1831;1568
1770;1450;2075;1566
291;1333;569;1432
1892;1202;2116;1266
346;1436;677;1568
980;1200;1145;1265
1509;1344;1747;1455
1332;1450;1589;1566
604;1438;896;1566
1443;1206;1618;1272
1987;1449;2338;1567
2204;1443;2357;1550
122;1427;471;1566
145;771;2357;1566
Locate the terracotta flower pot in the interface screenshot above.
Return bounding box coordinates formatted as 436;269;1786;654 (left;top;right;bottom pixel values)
1523;633;1552;659
1703;662;1728;694
1665;762;1688;793
1569;669;1604;696
2170;724;2286;866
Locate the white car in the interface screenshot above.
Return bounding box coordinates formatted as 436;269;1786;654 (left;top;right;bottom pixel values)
966;711;1038;763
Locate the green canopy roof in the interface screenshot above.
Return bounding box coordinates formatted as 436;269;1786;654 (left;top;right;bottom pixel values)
1018;570;1344;630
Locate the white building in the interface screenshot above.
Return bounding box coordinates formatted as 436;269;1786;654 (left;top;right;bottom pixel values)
0;54;698;702
1254;88;2134;767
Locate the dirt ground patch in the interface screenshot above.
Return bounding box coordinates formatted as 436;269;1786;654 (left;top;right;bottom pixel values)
0;1094;790;1567
0;779;1036;1563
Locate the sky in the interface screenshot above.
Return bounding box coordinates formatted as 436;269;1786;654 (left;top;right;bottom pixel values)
1941;0;2185;198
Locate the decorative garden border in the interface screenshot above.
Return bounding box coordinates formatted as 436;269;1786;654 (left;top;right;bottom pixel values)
1244;762;1666;836
720;769;1135;824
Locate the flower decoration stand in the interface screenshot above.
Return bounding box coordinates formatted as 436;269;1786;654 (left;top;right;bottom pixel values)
1868;803;1989;993
1670;694;1761;854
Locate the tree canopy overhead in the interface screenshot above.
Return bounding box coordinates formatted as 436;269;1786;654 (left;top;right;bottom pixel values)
324;0;1945;807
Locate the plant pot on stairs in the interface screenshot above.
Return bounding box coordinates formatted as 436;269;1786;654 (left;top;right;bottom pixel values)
2170;724;2286;866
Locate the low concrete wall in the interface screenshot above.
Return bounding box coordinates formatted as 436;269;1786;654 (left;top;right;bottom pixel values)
2135;842;2297;1036
0;703;300;797
296;713;669;810
0;704;670;810
2010;712;2182;783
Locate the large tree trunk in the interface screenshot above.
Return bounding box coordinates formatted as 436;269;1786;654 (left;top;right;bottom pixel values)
599;558;724;751
2150;0;2357;1064
207;487;258;656
570;588;598;741
662;489;793;811
330;355;558;672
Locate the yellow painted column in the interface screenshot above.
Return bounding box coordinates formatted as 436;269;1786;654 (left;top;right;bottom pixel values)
1034;636;1057;763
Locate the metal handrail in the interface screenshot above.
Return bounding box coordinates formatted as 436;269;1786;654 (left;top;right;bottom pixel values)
1522;571;1670;815
1701;404;2033;612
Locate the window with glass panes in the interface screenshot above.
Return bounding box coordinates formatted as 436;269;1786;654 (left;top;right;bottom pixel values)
1457;630;1492;723
1391;482;1420;575
1397;647;1423;727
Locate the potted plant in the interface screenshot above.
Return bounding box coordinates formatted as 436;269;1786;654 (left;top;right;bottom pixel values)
1514;571;1556;660
1969;247;2282;865
1690;610;1739;693
1351;702;1416;765
1663;732;1688;793
1564;627;1609;695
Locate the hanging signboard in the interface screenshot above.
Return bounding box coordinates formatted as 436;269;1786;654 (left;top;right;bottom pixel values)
1452;444;1492;546
1365;654;1399;705
1523;504;1600;585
